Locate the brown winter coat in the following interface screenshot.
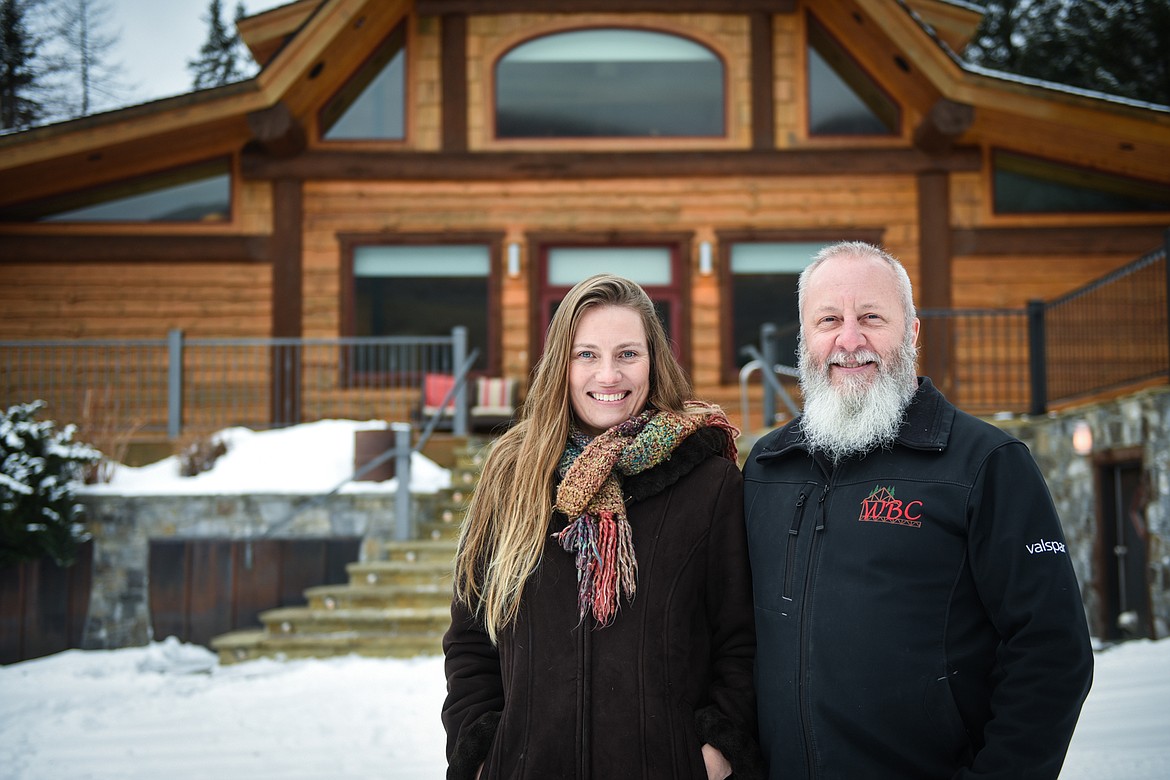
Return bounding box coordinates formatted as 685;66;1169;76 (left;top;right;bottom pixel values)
442;428;762;779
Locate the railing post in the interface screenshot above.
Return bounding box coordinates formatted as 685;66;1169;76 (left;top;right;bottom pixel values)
1164;228;1170;383
393;422;413;541
760;322;778;428
452;326;469;436
167;328;183;438
1026;300;1047;416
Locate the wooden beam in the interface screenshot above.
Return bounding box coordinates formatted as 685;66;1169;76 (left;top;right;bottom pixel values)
417;0;796;12
270;178;303;426
271;179;303;338
440;14;468;152
0;234;273;264
917;171;952;309
917;169;952;395
913;99;974;155
750;12;775;150
246;101;307;159
953;226;1166;256
241;147;983;181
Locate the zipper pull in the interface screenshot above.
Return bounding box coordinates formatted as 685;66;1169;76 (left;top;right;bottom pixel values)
815;489;828;531
789;492;807;536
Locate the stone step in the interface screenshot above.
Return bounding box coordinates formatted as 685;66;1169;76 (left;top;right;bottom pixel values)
305;582;451;610
259;605;452;636
211;628;444;664
416;521;461;541
348;559;454;587
383;539;458;563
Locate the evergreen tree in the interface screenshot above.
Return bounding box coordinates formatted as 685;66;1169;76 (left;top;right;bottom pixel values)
1;401;101;569
965;0;1170;107
188;0;248;90
0;0;44;129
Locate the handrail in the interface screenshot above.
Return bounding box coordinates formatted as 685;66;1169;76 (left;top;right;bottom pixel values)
739;346;801;429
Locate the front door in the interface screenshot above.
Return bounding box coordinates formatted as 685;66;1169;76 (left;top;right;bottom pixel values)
535;242;688;367
1098;458;1152;640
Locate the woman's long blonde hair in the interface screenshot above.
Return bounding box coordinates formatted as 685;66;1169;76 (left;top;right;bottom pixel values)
453;274;700;642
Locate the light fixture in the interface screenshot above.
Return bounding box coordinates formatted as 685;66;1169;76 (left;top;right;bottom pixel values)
699;241;713;275
1072;420;1093;456
507;242;521;277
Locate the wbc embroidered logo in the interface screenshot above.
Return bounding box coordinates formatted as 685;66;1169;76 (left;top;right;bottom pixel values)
858;485;923;528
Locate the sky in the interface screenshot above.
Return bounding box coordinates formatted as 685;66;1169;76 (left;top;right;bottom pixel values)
109;0;287;105
0;420;1167;778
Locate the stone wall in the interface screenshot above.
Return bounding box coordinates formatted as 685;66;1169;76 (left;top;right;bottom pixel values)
1000;386;1170;640
77;490;437;650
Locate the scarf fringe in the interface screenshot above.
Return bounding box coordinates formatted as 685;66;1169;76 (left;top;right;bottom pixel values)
554;407;735;627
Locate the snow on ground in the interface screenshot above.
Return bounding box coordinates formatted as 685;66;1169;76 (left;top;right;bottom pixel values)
0;636;1167;779
2;421;1165;778
78;419;451;496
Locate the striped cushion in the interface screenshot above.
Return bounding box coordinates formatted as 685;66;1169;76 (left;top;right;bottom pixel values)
474;377;516;414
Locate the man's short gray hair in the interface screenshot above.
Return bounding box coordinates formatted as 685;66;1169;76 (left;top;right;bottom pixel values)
797;241;917;337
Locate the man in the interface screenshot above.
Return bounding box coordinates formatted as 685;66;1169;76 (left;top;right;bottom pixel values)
743;241;1093;779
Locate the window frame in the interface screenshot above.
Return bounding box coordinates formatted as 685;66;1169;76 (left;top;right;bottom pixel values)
1;158;235;225
338;232;504;382
316;20;410;145
528;233;692;375
991;149;1170;216
717;229;885;384
802;13;902;142
484;22;740;151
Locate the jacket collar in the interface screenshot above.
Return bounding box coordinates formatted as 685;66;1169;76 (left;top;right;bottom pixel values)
756;377;954;461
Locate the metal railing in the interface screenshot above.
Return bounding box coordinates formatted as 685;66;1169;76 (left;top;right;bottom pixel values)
0;327;471;440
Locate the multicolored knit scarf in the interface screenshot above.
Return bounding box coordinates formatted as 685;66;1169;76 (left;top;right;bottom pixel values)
553;404;739;626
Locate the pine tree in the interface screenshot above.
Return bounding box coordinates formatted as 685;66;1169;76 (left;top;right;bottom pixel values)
188;0;248;90
1;401;101;569
0;0;44;129
965;0;1170;107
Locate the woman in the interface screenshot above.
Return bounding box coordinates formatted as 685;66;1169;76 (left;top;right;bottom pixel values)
442;274;761;779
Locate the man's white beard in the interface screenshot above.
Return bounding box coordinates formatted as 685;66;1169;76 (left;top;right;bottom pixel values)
797;336;919;464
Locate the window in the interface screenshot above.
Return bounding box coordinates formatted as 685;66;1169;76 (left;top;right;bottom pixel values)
496;28;724;138
727;242;835;375
350;244;491;370
538;244;685;362
320;23;406;140
807;17;898;136
994;151;1170;213
3;160;231;223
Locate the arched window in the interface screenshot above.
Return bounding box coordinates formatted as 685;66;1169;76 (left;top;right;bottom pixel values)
495;28;725;139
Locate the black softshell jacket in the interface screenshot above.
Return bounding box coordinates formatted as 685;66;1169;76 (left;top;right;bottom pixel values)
743;378;1093;779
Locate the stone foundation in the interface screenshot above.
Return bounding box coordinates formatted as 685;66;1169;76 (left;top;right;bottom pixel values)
77;490;437;650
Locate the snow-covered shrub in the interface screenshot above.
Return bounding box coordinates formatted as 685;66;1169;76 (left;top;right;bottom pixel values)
1;401;102;568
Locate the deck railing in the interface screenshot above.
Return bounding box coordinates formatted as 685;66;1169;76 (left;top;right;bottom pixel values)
0;327;470;441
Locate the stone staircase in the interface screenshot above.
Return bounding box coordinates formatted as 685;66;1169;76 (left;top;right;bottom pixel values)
211;439;488;664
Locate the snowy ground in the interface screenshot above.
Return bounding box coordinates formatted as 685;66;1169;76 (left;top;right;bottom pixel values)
1;636;1167;779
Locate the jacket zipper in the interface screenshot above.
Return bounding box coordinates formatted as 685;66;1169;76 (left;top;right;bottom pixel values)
798;487;829;777
782;491;809;602
578;618;590;779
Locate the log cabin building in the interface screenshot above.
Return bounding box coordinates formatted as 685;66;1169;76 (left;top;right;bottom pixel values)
1;0;1169;432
